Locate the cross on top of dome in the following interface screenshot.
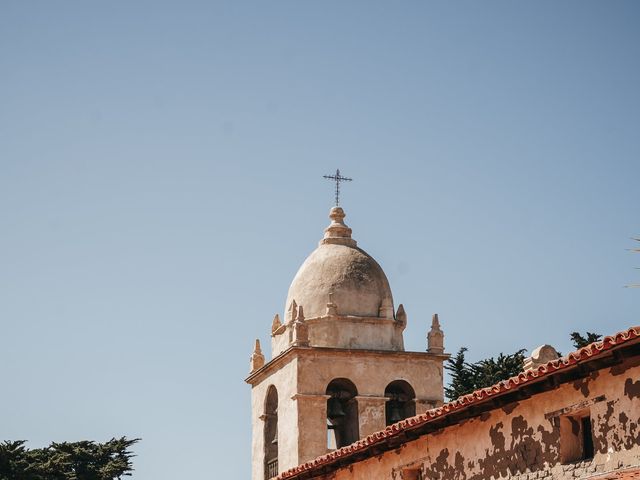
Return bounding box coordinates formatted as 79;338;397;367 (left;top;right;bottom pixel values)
323;169;352;206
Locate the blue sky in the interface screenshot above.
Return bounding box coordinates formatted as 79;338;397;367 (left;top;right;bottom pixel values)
1;2;639;478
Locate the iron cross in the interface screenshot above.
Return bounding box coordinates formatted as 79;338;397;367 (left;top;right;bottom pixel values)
323;169;353;206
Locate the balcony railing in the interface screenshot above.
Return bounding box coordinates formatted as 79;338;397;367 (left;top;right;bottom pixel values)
266;458;278;479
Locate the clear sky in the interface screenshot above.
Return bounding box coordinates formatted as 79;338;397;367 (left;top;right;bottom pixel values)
1;1;639;478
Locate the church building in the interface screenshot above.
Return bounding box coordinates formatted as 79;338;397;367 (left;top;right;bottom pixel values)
246;204;447;480
246;201;640;480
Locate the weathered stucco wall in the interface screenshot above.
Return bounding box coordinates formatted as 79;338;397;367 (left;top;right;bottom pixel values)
249;347;446;480
322;357;640;480
295;349;445;466
251;358;299;480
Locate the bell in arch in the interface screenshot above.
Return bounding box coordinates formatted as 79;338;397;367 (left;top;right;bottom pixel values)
327;397;346;421
387;400;403;424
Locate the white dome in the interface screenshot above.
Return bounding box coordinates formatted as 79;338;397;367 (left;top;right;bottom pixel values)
284;207;394;320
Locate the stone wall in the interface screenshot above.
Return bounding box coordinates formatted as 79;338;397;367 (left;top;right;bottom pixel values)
250;357;299;480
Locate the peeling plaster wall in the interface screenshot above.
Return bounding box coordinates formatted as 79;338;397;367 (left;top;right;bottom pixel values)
251;359;299;480
321;358;640;480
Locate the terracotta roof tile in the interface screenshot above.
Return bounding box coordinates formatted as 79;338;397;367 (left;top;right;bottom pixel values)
588;467;640;479
277;326;640;480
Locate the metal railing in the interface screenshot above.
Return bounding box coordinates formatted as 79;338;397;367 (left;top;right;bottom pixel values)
266;458;278;479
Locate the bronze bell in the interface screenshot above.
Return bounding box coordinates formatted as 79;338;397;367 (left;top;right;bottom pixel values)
388;401;403;424
327;397;346;420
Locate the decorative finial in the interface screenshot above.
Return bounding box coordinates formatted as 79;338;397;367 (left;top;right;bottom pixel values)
325;292;338;316
292;305;309;347
323;169;352;206
321;207;357;247
427;313;444;354
287;299;298;323
395;304;407;328
250;339;265;372
379;297;394;319
271;314;282;335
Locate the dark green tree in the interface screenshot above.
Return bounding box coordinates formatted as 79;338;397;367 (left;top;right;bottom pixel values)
570;331;602;349
0;440;39;480
444;348;526;401
0;438;139;480
471;350;527;390
444;347;475;401
445;330;610;401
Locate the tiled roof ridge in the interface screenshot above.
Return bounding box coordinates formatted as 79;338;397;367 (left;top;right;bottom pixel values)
277;325;640;480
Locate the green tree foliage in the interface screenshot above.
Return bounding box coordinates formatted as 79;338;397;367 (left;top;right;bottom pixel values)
472;350;527;389
570;331;602;349
443;347;474;401
444;347;526;401
0;437;139;480
445;330;607;402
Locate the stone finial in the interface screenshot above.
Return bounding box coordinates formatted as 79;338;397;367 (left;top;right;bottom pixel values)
395;304;407;328
325;292;338;316
427;313;445;354
523;345;560;371
250;339;265;372
380;297;395;319
287;299;298;324
321;207;357;247
292;305;309;347
271;314;282;335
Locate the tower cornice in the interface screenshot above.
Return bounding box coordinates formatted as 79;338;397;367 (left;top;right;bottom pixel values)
245;345;449;386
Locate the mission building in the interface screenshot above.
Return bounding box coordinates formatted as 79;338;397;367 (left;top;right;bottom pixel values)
246;205;640;480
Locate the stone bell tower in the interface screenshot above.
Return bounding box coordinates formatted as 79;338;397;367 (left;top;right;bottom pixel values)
246;206;448;480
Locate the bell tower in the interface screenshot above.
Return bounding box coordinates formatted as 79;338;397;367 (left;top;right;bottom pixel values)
246;206;448;480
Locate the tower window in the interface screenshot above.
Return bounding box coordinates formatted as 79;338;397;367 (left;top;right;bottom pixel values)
326;378;359;449
264;386;278;479
560;409;594;463
385;380;416;426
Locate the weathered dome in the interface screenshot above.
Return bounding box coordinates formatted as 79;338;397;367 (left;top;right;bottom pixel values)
284;207;394;320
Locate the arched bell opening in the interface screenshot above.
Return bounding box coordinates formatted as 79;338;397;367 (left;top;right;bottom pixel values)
384;380;416;426
326;378;359;449
263;386;278;479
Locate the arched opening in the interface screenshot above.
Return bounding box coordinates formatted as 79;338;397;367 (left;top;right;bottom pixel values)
326;378;359;449
384;380;416;426
264;386;278;479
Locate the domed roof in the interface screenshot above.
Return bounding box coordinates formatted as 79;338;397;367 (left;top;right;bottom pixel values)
285;207;394;320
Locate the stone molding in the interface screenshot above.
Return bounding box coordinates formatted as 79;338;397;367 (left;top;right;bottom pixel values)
246;346;449;385
291;393;331;402
305;314;398;326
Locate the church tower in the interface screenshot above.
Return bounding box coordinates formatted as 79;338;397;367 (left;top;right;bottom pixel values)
246;205;448;480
